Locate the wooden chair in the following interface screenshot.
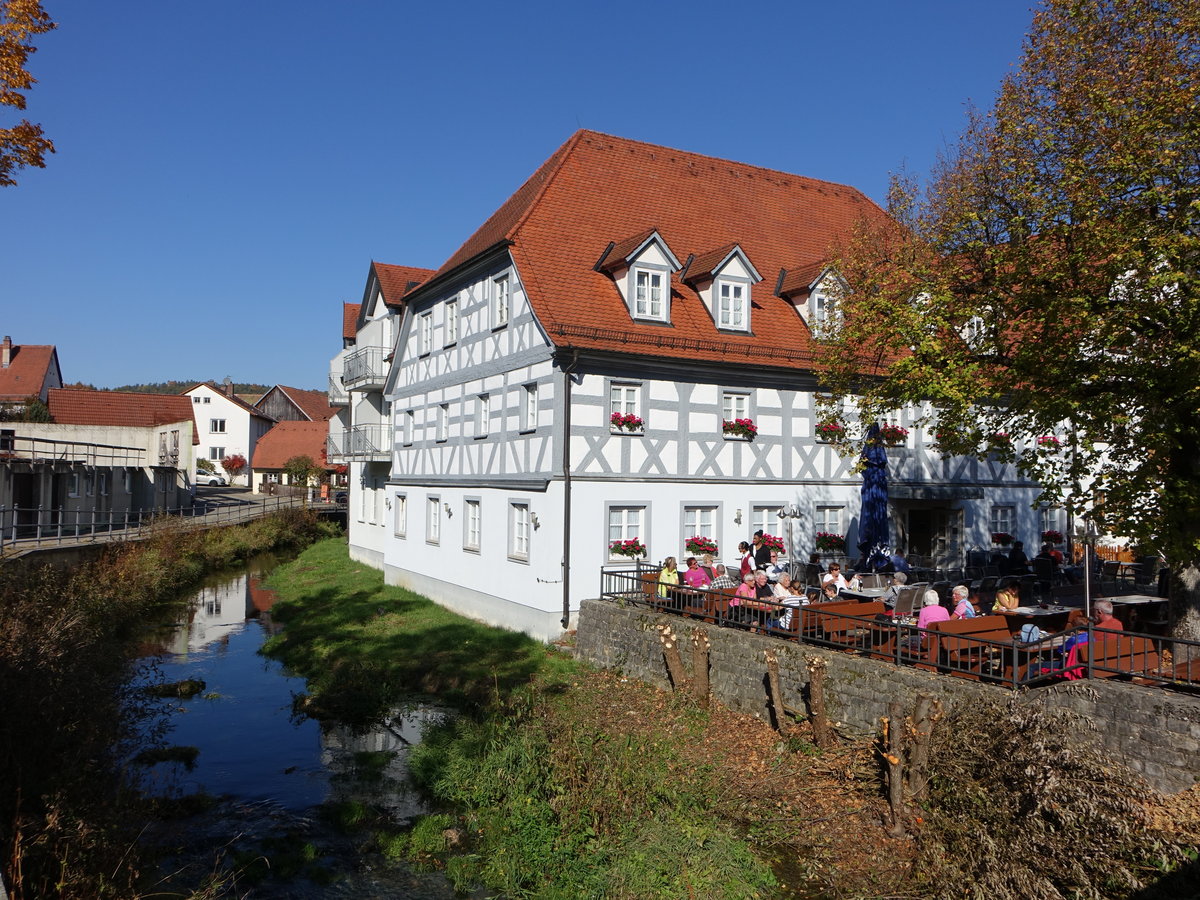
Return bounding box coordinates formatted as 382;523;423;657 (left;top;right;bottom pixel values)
814;600;887;647
1076;633;1160;681
928;615;1014;680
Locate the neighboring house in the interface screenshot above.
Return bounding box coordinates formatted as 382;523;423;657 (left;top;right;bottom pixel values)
328;264;434;567
182;381;275;486
0;389;197;534
256;385;337;423
250;421;333;495
358;130;1045;640
0;335;63;413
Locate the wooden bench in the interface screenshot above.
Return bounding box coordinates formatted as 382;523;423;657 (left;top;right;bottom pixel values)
814;601;887;647
926;615;1015;680
1076;633;1159;680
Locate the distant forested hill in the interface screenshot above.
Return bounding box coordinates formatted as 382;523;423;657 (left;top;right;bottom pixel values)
110;381;274;395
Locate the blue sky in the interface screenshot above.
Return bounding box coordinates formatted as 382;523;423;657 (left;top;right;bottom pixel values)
3;1;1036;390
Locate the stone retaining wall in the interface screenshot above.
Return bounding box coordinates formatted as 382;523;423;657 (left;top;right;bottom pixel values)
575;598;1200;794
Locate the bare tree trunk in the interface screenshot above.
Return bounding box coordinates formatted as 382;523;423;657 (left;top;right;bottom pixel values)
765;649;791;734
690;628;711;708
883;698;907;837
906;694;941;802
805;655;833;749
657;624;687;690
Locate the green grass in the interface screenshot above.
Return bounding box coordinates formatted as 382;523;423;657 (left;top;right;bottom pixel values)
261;539;575;724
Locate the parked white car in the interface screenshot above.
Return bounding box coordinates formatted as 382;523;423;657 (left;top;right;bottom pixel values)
196;472;227;486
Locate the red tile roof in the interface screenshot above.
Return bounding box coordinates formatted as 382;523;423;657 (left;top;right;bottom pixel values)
418;130;889;370
251;421;331;470
48;389;199;443
374;263;436;308
273;385;337;422
343;302;361;340
0;343;61;403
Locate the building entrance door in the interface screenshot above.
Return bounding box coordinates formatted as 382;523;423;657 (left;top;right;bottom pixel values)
906;507;964;569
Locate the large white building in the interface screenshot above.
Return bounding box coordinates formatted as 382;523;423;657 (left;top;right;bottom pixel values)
183;382;274;486
334;131;1050;640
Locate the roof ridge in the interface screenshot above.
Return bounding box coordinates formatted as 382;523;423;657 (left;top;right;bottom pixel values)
573;129;869;197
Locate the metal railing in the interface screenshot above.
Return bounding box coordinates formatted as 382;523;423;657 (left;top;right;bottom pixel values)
342;346;389;390
0;494;343;556
344;423;392;459
327;430;347;462
328;372;349;405
0;434;147;467
598;565;1199;692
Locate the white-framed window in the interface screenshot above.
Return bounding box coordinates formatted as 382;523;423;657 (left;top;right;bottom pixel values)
202;396;210;404
404;409;414;446
753;506;781;541
419;312;433;356
683;506;716;548
374;478;384;525
445;297;459;346
633;269;665;320
465;498;481;552
98;471;110;496
718;281;748;330
427;495;440;544
810;286;841;332
193;396;201;404
722;391;750;423
475;393;490;438
609;381;642;432
509;502;530;561
156;470;173;493
814;505;843;536
607;505;645;559
1039;507;1060;537
990;505;1016;537
68;472;82;498
210;419;226;433
393;492;407;538
209;447;225;460
360;480;370;522
437;403;449;442
492;274;510;329
521;382;538;432
84;472;94;497
123;469;133;494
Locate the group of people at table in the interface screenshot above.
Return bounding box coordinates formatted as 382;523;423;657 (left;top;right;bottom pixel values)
652;530;1126;671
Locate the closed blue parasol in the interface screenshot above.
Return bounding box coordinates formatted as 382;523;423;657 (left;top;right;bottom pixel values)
859;424;890;569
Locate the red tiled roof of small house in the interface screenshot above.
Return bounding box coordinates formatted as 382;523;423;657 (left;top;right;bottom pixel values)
47;388;200;443
251;421;331;469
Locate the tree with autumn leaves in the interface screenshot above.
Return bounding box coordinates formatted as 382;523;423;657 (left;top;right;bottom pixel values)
816;0;1200;634
0;0;54;187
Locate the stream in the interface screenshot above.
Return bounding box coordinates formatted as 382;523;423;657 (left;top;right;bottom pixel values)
136;555;468;899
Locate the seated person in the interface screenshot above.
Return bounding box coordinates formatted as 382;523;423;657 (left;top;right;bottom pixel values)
883;572;908;609
765;551;788;583
772;577;807;630
1008;541;1031;575
699;553;716;580
821;563;849;591
681;556;712;589
889;547;911;574
807;552;824;572
820;581;840;601
951;584;976;619
993;580;1021;611
708;564;737;591
754;569;774;600
1093;599;1123;632
917;590;950;630
657;556;680;598
734;573;757;603
772;572;802;599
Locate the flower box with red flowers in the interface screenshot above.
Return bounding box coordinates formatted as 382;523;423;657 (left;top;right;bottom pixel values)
1041;530;1063;545
609;538;647;559
814;532;846;552
761;534;786;553
610;412;644;433
684;536;718;556
815;422;845;442
991;532;1013;546
877;424;909;446
1036;435;1062;452
722;418;757;440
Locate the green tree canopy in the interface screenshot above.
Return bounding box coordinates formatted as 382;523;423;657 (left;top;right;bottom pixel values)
816;0;1200;631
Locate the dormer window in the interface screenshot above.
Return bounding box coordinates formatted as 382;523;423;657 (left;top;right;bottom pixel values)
717;281;748;330
634;269;665;320
811;286;838;330
781;266;846;336
597;228;681;325
685;244;761;333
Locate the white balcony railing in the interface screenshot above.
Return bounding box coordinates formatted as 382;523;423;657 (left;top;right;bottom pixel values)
328;372;349;406
326;430;346;462
345;424;392;461
342;346;389;391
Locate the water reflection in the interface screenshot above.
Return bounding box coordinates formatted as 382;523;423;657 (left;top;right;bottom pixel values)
141;559;460;898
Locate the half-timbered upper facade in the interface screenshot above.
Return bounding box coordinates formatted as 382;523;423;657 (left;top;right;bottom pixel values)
357;131;1049;640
